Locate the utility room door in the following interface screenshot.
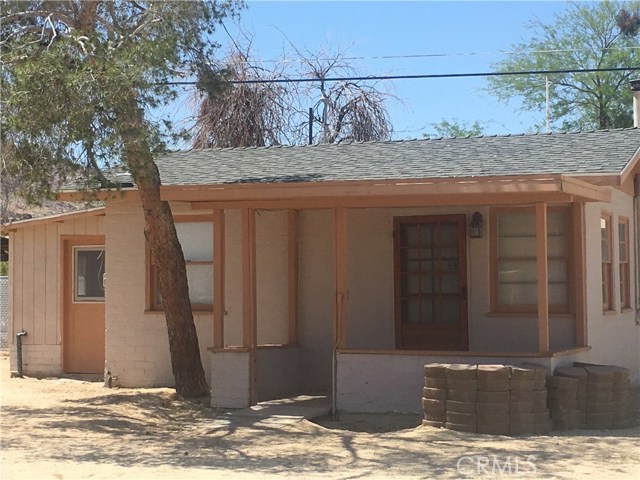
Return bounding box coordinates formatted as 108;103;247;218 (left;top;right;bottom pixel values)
394;215;469;350
63;237;106;374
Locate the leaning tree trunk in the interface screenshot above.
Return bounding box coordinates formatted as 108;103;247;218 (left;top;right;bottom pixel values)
118;96;209;398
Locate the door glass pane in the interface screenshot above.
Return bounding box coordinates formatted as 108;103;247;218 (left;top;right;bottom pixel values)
401;224;419;248
75;248;105;301
439;223;458;246
438;298;459;324
422;298;435;324
440;273;459;294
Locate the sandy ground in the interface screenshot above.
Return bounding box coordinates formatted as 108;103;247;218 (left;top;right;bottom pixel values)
1;354;639;480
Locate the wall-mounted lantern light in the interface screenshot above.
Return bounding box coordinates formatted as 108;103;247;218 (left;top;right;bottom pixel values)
470;211;483;238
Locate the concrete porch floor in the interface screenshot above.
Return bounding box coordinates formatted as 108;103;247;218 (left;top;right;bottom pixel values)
206;395;331;430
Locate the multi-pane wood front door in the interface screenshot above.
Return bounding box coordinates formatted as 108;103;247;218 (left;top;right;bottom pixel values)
394;215;468;350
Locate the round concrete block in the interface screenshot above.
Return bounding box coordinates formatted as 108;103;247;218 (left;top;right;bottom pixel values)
446;411;477;425
534;420;553;435
531;400;549;413
587;401;614;414
531;389;547;404
522;363;549;379
553;419;579;431
548;397;578;411
423;397;446;411
611;419;632;430
423;387;447;400
550;409;579;421
587;390;614;403
477;412;510;426
425;377;447;389
477;390;510;403
447;389;478;402
509;379;535;392
447;379;478;391
533;378;547;391
477;423;510;435
445;422;477;433
424;411;447;422
422;419;445;429
477;377;510;392
510;401;534;414
476;364;510;382
446;400;476;413
510;412;535;424
547;376;579;391
580;365;615;383
586;382;614;394
446;364;477;380
509;423;536;436
533;410;551;423
587;411;613;426
424;363;449;378
476;402;509;417
510;366;536;381
555;366;588;381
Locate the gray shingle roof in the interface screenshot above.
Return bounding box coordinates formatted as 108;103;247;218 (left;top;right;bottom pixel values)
155;128;640;186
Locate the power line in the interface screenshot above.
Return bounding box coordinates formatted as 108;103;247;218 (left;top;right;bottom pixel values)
228;46;640;65
165;66;640;86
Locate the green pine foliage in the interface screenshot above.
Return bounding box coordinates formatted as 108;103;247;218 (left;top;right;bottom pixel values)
488;0;640;131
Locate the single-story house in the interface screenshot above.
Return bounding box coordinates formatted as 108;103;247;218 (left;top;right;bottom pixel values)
4;127;640;413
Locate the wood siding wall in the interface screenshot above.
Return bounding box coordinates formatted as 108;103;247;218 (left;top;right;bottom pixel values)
10;215;105;349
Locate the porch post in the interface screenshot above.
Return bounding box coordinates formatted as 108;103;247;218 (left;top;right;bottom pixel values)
573;202;587;347
213;209;225;349
288;210;298;345
334;207;348;349
241;208;258;405
535;203;550;352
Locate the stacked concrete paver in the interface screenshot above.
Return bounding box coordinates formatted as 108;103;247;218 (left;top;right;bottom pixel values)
422;363;552;436
445;364;478;433
422;363;448;428
422;361;632;436
574;363;632;429
476;365;510;435
553;366;588;428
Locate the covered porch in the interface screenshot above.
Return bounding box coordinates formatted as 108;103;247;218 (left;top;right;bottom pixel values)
177;174;607;412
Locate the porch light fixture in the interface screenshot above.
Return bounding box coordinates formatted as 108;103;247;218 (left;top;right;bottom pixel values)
469;211;483;238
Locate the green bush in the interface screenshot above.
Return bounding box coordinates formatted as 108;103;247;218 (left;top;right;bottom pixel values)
0;261;8;276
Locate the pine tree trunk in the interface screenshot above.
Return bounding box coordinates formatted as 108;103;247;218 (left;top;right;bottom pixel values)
118;96;209;398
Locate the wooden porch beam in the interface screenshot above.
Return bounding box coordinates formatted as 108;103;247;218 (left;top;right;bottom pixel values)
334;207;348;349
241;208;258;405
572;203;587;347
190;191;574;211
213;209;225;349
288;210;298;346
536;203;550;352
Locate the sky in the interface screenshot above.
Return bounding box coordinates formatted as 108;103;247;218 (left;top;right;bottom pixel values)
169;1;576;143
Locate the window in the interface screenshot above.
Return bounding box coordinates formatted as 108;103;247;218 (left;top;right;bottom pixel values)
149;218;214;311
491;207;570;313
619;217;630;310
601;214;613;312
74;247;105;302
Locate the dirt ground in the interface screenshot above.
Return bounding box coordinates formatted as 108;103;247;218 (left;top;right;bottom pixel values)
1;354;639;480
